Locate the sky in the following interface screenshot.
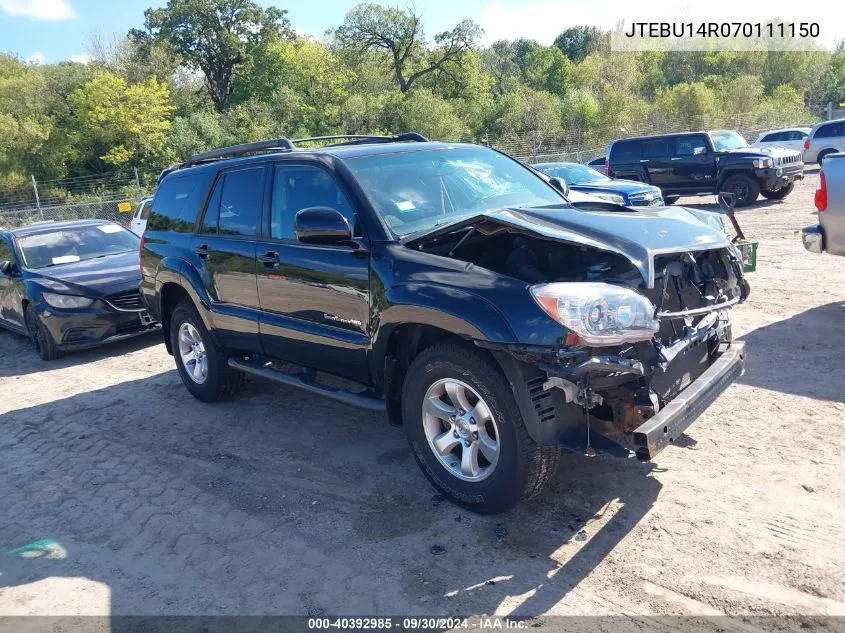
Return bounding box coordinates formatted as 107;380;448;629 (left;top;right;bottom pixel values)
0;0;843;65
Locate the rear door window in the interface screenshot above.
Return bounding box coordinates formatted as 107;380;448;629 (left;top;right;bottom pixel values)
643;140;670;159
201;167;264;237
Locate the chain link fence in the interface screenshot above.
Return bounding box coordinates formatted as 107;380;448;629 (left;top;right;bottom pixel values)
0;170;157;230
0;109;822;230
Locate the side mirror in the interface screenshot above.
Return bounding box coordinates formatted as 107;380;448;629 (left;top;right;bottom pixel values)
0;260;15;276
549;176;569;197
694;147;708;156
294;207;352;245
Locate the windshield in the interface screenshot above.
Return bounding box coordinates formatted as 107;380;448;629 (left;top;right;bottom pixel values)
344;146;565;236
710;131;749;151
17;224;139;269
536;163;609;184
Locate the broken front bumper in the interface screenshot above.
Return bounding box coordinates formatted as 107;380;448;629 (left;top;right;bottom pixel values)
632;341;746;461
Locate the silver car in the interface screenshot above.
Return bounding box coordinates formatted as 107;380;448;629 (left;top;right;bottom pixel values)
803;119;845;166
802;153;845;256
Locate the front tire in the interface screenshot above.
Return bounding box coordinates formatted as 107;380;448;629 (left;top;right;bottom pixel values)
25;304;60;361
721;174;760;207
169;301;244;402
760;182;794;200
402;341;561;514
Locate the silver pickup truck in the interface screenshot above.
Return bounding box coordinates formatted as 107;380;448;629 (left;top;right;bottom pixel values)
803;153;845;256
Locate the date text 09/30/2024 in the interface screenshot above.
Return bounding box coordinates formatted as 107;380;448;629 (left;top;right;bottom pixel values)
307;617;528;630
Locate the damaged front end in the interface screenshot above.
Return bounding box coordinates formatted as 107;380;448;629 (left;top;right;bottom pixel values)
408;204;749;461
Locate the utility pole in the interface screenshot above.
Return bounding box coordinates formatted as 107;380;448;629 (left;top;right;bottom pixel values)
30;174;43;220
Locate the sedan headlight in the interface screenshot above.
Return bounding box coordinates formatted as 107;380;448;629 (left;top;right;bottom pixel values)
530;282;659;346
593;193;627;205
42;292;94;309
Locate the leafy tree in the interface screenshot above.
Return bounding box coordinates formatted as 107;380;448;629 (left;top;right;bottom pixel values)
231;37;351;134
655;82;717;122
72;72;174;170
134;0;292;110
334;3;481;93
553;26;604;63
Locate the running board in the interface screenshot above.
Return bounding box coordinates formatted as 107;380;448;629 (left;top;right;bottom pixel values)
227;358;386;412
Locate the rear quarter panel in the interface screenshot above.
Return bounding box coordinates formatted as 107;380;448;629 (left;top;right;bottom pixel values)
821;155;845;256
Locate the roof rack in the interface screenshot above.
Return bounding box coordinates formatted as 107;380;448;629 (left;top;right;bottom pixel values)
184;137;295;167
175;132;429;174
291;133;428;147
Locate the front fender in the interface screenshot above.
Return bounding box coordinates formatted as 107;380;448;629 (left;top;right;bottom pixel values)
369;282;517;385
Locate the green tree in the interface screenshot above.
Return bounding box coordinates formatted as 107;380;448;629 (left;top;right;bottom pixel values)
134;0;292;111
72;72;174;170
553;26;604;63
334;3;481;93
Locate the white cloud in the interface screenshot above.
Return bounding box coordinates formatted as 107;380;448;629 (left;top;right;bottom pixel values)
0;0;75;20
480;0;845;49
67;52;92;64
25;51;45;64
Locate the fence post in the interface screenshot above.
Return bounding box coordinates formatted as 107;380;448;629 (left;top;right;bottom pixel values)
30;174;43;220
134;166;141;197
530;130;538;163
828;101;834;120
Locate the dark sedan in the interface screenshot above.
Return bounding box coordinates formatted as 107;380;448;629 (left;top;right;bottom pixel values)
532;161;664;207
0;219;160;360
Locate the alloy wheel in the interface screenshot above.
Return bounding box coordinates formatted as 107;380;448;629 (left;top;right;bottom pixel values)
178;322;209;384
421;378;500;482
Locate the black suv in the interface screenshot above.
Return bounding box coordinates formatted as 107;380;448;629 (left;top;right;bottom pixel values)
607;130;804;207
141;134;749;513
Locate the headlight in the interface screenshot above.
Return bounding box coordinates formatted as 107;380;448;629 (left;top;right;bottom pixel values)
752;158;771;169
594;193;627;205
42;292;94;309
530;282;659;346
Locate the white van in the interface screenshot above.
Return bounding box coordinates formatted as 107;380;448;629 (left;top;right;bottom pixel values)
130;197;153;236
803;119;845;165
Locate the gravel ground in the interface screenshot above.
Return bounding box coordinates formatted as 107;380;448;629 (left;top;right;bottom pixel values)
1;170;844;624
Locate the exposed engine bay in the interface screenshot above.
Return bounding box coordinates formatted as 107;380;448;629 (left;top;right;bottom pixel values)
413;218;749;460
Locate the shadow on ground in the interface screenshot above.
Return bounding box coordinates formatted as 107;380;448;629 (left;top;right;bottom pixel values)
0;366;662;621
737;301;845;403
0;329;161;378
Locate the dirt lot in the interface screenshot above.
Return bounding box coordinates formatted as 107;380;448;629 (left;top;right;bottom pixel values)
2;171;844;623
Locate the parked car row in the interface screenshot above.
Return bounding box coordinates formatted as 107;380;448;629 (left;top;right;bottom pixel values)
2;134;753;513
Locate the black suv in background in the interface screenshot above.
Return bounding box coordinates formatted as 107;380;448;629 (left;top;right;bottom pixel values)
141;134;749;513
607;130;804;207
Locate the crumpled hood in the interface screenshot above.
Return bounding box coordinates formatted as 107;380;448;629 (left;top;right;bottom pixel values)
406;204;734;288
26;250;141;297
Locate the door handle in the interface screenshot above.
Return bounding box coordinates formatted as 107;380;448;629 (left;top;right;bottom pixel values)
194;244;209;259
258;251;280;267
671;157;682;161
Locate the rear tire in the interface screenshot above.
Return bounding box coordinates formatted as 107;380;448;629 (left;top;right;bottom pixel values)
721;174;760;207
25;305;60;361
401;341;561;514
818;150;836;167
169;301;244;402
760;182;794;200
